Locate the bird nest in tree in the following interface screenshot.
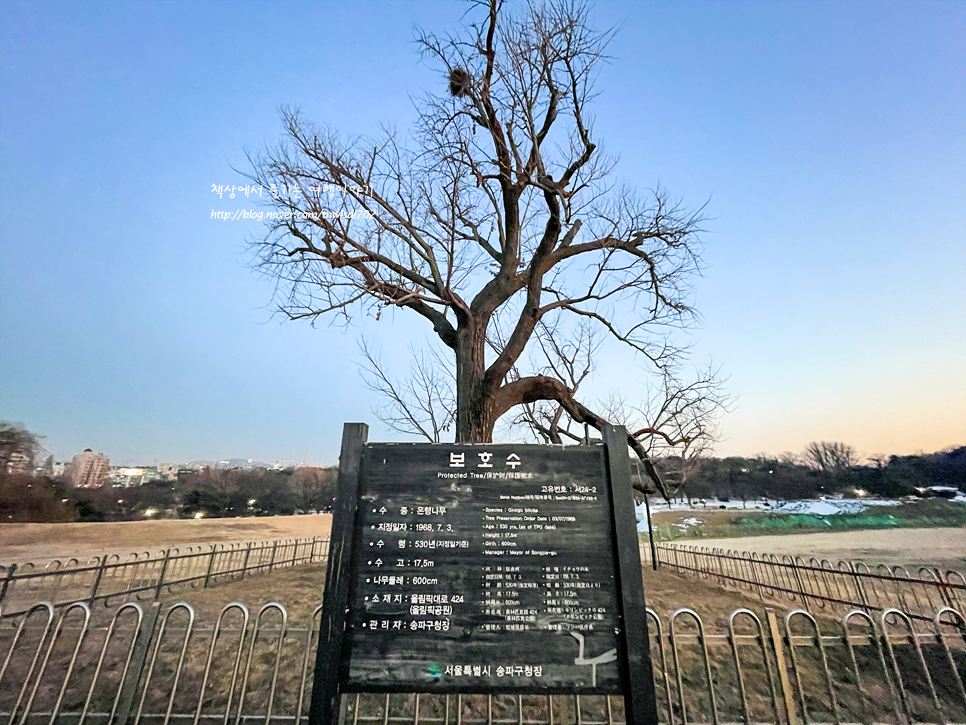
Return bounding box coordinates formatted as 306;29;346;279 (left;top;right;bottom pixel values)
448;67;473;98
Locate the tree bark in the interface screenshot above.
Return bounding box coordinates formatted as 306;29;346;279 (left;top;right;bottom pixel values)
454;318;494;442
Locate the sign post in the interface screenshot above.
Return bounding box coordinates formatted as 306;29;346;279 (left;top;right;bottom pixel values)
309;422;367;725
311;423;658;723
601;423;660;724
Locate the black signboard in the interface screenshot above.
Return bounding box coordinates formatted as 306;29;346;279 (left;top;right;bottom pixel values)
310;424;657;724
348;443;620;689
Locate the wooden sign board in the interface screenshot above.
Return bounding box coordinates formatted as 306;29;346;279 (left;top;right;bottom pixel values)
310;424;658;723
348;442;620;689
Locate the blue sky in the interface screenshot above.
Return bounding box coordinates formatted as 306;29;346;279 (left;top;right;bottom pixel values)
1;1;963;466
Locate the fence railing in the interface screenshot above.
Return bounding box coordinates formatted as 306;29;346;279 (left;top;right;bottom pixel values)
646;542;966;621
1;597;963;724
0;537;330;618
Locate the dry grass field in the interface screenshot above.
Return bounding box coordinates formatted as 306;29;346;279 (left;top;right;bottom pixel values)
4;525;961;724
675;526;966;573
0;514;332;565
5;513;963;573
149;558;779;629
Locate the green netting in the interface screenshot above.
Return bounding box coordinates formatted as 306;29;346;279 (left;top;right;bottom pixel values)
737;513;901;529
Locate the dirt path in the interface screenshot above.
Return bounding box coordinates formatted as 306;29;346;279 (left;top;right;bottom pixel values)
675;526;966;573
0;514;332;565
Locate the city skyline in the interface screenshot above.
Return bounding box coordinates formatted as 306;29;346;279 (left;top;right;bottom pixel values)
1;1;964;465
12;429;964;472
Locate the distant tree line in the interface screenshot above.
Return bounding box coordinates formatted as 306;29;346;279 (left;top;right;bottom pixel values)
177;466;337;519
0;421;341;523
1;420;963;523
654;442;966;505
0;462;337;524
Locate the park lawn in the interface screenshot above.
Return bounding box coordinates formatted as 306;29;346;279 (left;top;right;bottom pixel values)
0;514;333;565
647;499;966;544
665;526;966;573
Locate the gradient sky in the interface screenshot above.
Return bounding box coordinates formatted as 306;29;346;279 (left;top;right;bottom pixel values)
1;1;963;466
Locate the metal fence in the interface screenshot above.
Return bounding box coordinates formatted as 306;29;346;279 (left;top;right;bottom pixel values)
645;543;966;621
1;597;964;725
0;537;330;619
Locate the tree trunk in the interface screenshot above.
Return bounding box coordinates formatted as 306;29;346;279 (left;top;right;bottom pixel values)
454;319;494;442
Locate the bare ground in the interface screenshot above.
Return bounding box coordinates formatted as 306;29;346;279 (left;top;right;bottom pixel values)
676;526;966;573
0;514;333;565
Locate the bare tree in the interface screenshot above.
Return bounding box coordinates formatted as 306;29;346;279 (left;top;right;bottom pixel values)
625;367;728;462
291;466;337;512
802;441;860;473
359;340;456;442
248;0;706;492
0;421;41;474
596;366;729;498
506;319;600;445
179;468;240;514
656;442;714;505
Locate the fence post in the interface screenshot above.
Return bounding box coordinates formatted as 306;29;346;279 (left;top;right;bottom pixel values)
291;540;299;567
0;563;17;605
114;601;162;725
203;545;218;588
88;556;109;607
310;537;319;562
765;608;799;725
268;540;278;573
748;556;766;601
849;562;870;609
154;549;172;601
792;562;811;611
242;542;253;578
716;550;727;586
936;568;954;609
643;493;659;571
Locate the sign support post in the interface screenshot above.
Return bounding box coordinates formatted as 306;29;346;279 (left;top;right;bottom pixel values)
310;422;368;725
601;424;660;725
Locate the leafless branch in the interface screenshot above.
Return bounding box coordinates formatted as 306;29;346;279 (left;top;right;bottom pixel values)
359;339;456;442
